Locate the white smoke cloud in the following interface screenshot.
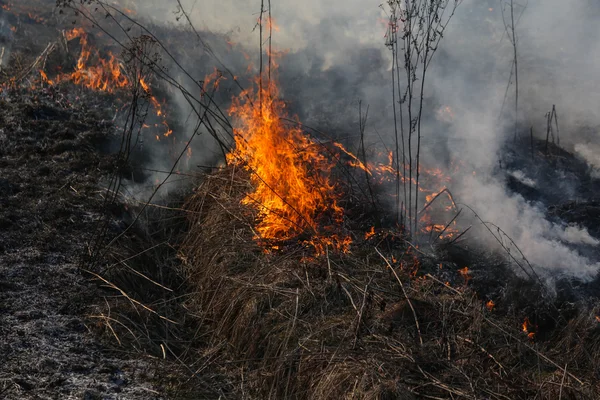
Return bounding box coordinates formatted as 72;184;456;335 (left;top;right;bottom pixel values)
425;0;600;279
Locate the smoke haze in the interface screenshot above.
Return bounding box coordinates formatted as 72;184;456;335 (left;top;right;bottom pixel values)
100;0;600;279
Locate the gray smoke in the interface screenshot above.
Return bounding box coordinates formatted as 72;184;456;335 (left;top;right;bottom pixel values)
99;0;600;279
0;14;13;68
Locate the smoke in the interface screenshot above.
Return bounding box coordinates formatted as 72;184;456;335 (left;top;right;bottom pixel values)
0;14;13;68
427;0;600;278
103;0;600;279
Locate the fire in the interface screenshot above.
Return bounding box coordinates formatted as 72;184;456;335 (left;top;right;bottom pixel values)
227;66;349;254
522;318;535;339
365;226;376;240
139;78;172;138
331;137;461;241
33;27;173;139
595;315;600;323
332;142;371;175
56;28;129;92
458;266;471;284
436;105;455;123
203;68;227;94
39;70;54;85
486;300;495;311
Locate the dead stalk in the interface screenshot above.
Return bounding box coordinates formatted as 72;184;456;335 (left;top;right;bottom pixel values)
375;247;423;346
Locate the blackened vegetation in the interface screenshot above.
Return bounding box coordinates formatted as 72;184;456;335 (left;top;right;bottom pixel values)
503;136;600;281
0;76;165;397
0;3;177;398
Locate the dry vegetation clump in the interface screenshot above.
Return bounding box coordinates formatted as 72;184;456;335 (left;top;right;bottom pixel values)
177;166;600;399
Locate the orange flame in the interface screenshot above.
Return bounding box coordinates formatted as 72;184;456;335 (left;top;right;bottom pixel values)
227;65;349;254
486;300;495;311
38;27;172;139
364;226;376;240
522;318;535;339
458;267;471;284
58;28;129;92
39;70;54;85
139;78;172;137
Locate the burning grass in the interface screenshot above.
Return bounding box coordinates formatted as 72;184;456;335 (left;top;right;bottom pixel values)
226;69;351;255
4;2;599;398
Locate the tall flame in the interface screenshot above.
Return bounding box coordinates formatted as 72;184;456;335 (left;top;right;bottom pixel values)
227;68;349;253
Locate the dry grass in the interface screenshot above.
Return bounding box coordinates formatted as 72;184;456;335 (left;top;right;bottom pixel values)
177;166;600;399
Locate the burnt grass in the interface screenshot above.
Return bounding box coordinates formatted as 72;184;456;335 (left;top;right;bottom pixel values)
0;82;179;397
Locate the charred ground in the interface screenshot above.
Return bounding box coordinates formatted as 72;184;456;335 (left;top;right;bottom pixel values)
0;85;171;397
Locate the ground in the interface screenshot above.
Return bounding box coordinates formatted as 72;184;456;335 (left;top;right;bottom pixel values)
0;90;166;399
1;2;600;399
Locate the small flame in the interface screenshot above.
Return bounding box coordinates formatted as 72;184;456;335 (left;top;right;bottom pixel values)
522;318;535;339
203;68;227;93
364;226;376;240
39;28;173;141
458;267;471;284
39;70;54;85
61;28;129;92
436;105;455;123
486;300;495;311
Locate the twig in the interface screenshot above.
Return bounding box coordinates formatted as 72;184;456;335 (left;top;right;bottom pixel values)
419;187;457;215
545;110;552;154
353;283;370;349
434;208;462;242
457;336;505;376
483;318;584;386
83;269;178;324
552;104;560;146
326;245;332;281
510;0;519;142
559;363;567;399
15;42;56;83
425;273;463;296
375;247;423;346
446;225;471;245
425;274;585;386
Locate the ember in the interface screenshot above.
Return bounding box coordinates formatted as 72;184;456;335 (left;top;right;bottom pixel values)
522;318;536;339
458;266;471;284
365;226;376;240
